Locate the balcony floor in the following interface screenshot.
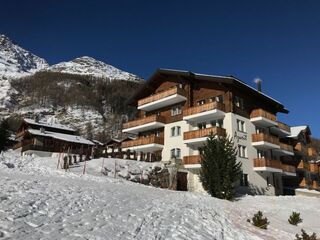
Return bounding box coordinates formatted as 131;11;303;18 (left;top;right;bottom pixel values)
122;143;164;153
183;109;225;123
122;122;165;134
252;141;280;150
250;117;277;127
138;94;187;111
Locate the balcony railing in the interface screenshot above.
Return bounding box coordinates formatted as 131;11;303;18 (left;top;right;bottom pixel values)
121;135;164;148
138;86;186;107
250;109;276;122
183;155;202;165
123;115;166;129
253;158;282;170
308;147;317;157
297;160;310;171
252;133;279;145
281;163;296;173
184;127;226;140
309;163;319;174
312;181;320;190
277;121;290;133
294;143;308;154
183;102;225;117
279;142;294;153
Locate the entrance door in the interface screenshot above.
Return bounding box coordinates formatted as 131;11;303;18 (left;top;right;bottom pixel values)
177;172;188;191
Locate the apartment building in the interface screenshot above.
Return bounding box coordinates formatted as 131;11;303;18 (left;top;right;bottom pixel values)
121;69;304;195
286;126;320;192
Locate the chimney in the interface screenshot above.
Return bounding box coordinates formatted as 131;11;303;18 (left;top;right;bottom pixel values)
254;78;262;92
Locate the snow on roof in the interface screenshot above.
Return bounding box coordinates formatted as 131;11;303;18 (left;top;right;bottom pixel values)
288;126;308;138
27;129;94;145
24;118;75;132
92;139;104;146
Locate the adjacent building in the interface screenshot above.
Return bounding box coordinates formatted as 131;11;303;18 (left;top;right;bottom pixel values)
14;118;94;157
121;69;319;195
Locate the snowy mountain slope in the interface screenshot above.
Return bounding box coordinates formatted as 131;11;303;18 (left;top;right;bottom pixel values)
0;151;319;240
46;56;142;82
0;34;48;78
0;34;48;109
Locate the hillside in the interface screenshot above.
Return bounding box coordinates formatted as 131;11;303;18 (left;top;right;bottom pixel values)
0;34;144;141
0;151;319;240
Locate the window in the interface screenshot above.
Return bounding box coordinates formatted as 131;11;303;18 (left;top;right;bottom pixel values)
197;99;206;106
198;122;207;129
234;96;244;109
179;83;183;89
171;105;182;116
240;172;249;186
238;145;247;158
171;148;181;159
155;131;161;137
257;150;268;158
237;119;246;132
171;126;181;137
256;127;265;134
210;119;223;128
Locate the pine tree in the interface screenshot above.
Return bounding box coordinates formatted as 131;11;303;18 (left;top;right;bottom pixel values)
0;119;10;152
199;133;242;200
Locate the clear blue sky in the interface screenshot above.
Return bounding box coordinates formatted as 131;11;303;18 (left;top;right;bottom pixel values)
1;0;319;137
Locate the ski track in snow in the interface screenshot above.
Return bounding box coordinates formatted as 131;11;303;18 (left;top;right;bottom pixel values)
0;151;319;240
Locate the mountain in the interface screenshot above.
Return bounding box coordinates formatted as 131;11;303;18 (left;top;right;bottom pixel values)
0;34;48;78
0;34;143;141
46;56;141;82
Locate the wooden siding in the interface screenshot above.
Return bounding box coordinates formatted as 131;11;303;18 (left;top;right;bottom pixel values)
279;142;294;153
121;135;164;148
250;108;276;121
297;160;310;171
252;133;279;145
183;127;226;140
183;155;201;165
281;163;296;173
138;86;186;106
277;121;290;133
123;115;166;129
183;102;225;117
253;158;282;169
309;163;319;174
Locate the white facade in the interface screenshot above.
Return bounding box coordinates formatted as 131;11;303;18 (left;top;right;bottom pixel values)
159;112;286;195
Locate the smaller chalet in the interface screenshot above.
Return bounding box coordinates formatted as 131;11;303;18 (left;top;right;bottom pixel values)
105;137;136;159
14;118;94;157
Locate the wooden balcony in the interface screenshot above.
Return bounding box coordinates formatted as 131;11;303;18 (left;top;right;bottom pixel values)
281;163;296;174
253;158;282;172
308;147;317;157
312;181;320;190
299;178;307;188
183;155;201;165
277;121;290;133
137;86;186;111
183;102;225;121
294;143;308;155
297;160;310;171
278;142;294;155
121;135;164;149
252;133;280;149
122;115;166;134
250;109;276;121
184;127;226;141
309;163;319;174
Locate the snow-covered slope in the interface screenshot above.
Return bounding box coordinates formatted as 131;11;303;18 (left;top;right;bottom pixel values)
0;34;48;78
0;151;319;240
0;34;48;109
46;56;142;82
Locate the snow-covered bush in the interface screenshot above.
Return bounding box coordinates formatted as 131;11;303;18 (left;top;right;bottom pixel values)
295;229;318;240
289;212;303;226
249;211;269;229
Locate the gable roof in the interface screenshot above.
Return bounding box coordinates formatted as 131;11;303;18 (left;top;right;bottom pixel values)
131;68;288;113
24;118;75;132
27;129;94;145
288;125;311;138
